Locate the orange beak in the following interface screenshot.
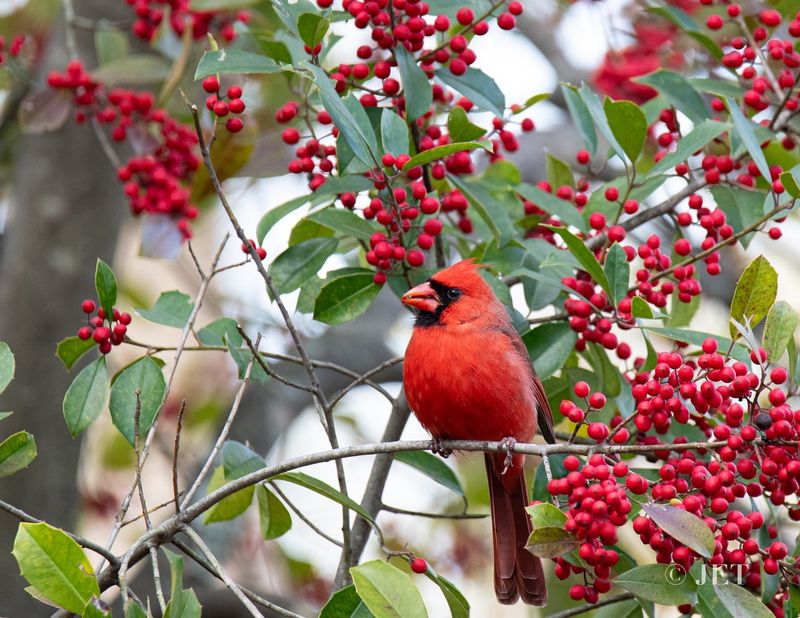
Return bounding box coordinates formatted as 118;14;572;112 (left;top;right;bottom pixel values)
401;281;440;313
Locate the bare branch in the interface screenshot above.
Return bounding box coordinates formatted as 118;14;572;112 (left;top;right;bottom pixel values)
183;527;265;618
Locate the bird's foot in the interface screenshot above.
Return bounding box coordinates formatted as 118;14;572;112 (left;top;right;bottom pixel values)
499;437;517;475
431;436;452;458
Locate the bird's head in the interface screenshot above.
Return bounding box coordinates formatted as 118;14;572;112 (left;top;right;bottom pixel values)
401;259;495;327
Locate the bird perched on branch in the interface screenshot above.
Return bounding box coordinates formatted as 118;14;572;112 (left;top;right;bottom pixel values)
401;258;555;606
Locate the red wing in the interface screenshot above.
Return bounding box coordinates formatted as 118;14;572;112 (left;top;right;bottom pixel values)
499;324;556;445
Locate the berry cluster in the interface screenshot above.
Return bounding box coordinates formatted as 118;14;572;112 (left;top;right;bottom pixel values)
549;455;630;603
47;61;200;238
241;239;267;260
201;76;246;133
546;326;800;609
77;300;132;355
0;34;25;65
125;0;249;42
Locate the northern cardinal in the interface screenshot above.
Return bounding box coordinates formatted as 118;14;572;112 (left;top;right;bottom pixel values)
401;259;555;605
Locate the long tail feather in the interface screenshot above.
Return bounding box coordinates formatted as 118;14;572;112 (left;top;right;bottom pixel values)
485;454;547;605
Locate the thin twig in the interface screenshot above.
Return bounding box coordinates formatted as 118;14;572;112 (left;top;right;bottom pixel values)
133;390;167;613
381;504;488;519
269;482;343;547
170;539;306;618
183;527;265;618
237;327;315;393
181;344;257;509
173;399;187;513
185;100;353;577
545;592;635;618
99;234;229;572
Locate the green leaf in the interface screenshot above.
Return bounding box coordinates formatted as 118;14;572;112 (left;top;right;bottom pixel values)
309;209;375;242
649;120;730;177
645;326;750;364
82;600;110;618
136;291;194;328
605;243;630;306
516;184;587;232
12;522;99;614
579;85;626;162
668;293;700;328
350;560;428;618
544;225;611;297
632;296;655;320
224;336;269;385
203;466;255;524
274;471;376;524
447;106;485;142
525;502;567;528
448;175;514;245
163;549;202;618
92;56;171;85
521;322;578;380
94;28;128;66
423;570;468;618
546;153;574;189
320;585;373;618
726;97;771;181
394;450;464;496
512;92;550;115
710;186;764;249
313;270;382;325
94;259;117;322
0;431;36;477
0;341;14;394
729;255;778;338
763;301;798;362
195;50;288;80
256;485;292;540
297;12;329;47
307;64;378;167
270;238;339;294
781;169;800;198
435;67;505;117
636;70;709;124
0;412;11;422
55;337;95;371
604;98;647;163
688;77;745;98
380;109;410;157
715;582;774;618
525;526;581;559
197;317;240;347
562;83;597;155
109;357;166;446
256;195;314;245
63;357;109;438
402;141;492;170
396;47;432;121
614;564;697;606
641;503;715;559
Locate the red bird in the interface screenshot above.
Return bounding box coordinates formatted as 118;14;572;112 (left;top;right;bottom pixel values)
401;259;555;606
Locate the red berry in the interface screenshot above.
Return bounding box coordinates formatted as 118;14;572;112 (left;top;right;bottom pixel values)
410;557;427;573
226;118;244;133
707;14;723;30
589;212;606;230
77;327;92;340
81;300;96;314
588;393;606;409
202;76;220;93
213;101;230;117
227;85;243;99
576;150;590;165
497;12;515;30
605;187;619;201
407;250;425;267
574;381;590;398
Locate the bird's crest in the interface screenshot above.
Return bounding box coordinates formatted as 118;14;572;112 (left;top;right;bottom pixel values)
430;258;485;289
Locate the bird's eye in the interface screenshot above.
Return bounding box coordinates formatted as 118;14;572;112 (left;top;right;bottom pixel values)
447;288;462;300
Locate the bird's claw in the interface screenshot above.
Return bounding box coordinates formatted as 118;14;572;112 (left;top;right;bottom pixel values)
431;436;452;458
499;437;517;475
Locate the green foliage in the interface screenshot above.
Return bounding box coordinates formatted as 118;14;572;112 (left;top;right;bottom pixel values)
729;255;778;338
640;503;715;558
163;550;202;618
256;485;293;540
109;357;166;445
314;270;382;325
0;431;36;477
63;357;109;438
350;560;428;618
94;259;117;322
12;523;100;614
136;291;194;328
614;564;697;606
55;337;96;370
394;450;464;496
